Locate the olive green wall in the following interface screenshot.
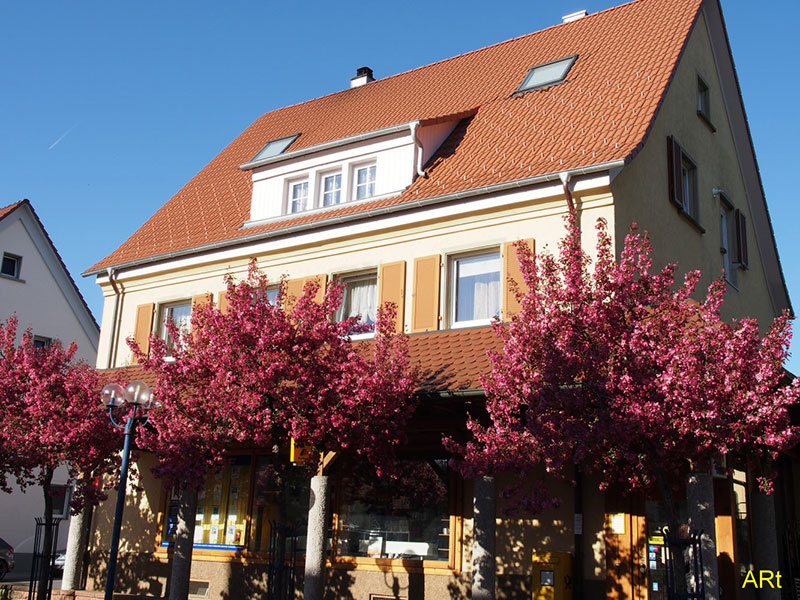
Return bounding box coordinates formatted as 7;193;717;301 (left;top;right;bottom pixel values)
611;11;778;327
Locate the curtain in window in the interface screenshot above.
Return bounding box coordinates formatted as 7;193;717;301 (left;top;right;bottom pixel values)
343;277;377;328
456;254;500;322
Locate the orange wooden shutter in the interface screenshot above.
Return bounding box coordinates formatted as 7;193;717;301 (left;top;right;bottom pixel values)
378;261;406;334
132;303;155;362
502;239;535;320
191;293;213;312
217;291;230;314
284;275;328;311
411;255;440;333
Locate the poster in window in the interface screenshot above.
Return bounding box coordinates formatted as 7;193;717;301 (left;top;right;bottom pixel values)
210;525;219;543
226;525;236;545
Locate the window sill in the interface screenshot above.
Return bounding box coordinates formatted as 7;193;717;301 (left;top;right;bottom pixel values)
697;110;716;133
348;332;375;341
330;556;458;575
450;318;494;329
678;209;705;234
0;273;25;283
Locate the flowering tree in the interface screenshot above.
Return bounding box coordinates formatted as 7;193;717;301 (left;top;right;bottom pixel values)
129;262;416;600
451;212;799;521
0;316;121;600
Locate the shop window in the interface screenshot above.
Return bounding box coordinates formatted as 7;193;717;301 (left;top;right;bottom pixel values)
335;457;452;563
160;455;309;553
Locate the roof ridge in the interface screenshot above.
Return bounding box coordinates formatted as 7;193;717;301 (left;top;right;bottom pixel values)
250;0;649;122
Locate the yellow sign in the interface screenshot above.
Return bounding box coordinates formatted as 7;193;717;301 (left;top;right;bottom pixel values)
289;438;315;464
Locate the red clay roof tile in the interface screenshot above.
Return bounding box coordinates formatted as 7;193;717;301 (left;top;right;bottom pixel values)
87;0;701;273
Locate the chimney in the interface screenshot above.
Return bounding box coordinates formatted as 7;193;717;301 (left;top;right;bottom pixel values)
350;66;375;88
561;10;587;23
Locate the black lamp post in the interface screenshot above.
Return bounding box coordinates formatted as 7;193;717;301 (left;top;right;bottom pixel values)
100;381;155;600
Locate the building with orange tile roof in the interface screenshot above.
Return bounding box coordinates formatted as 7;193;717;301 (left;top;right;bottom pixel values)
82;0;794;598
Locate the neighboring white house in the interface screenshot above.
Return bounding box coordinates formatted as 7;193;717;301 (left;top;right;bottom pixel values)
0;199;99;555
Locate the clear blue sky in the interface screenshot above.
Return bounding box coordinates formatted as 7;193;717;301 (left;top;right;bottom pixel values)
1;1;797;369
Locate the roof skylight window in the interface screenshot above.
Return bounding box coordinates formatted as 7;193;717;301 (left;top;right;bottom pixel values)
516;55;578;93
251;134;300;162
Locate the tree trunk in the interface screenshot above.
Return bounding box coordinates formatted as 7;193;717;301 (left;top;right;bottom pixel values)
37;468;55;600
687;470;719;600
751;486;781;600
303;475;330;600
168;487;199;600
61;504;91;590
472;475;496;600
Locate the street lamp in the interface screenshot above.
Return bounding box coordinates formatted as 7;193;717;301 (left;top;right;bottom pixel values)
100;381;156;600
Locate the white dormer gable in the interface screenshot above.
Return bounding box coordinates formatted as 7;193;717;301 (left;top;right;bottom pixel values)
241;119;460;227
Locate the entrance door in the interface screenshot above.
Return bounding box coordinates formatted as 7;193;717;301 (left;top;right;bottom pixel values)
605;490;648;599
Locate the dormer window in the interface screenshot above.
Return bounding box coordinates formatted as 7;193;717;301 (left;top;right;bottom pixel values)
289;180;309;213
355;164;376;200
322;172;342;207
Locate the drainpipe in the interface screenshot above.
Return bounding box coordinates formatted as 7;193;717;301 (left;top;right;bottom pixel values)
106;268;121;369
409;121;427;180
559;171;575;213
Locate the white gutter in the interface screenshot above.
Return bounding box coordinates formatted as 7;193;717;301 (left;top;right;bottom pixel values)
239;122;416;171
83;158;626;277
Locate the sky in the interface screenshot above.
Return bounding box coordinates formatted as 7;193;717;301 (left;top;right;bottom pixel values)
0;1;798;369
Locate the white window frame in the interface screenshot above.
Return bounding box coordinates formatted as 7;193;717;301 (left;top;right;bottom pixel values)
288;178;310;214
448;248;502;329
50;484;72;519
335;270;378;337
719;195;738;288
320;171;343;207
352;162;377;201
158;300;192;356
1;252;22;279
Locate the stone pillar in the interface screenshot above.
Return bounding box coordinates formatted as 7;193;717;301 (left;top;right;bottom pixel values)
168;487;198;600
304;475;330;600
751;488;781;600
61;507;89;590
472;475;496;600
687;471;719;600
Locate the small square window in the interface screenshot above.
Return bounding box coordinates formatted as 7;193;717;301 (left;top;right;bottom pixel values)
289;180;309;213
336;272;377;331
450;251;501;327
159;301;191;354
322;173;342;207
33;336;52;350
1;253;21;278
354;164;376;200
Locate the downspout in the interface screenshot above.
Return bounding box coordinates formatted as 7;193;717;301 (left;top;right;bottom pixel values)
409;121;428;180
106;268;121;369
559;171;575;213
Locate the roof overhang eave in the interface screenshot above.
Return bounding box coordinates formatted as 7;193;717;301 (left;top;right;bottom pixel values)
83;157;627;278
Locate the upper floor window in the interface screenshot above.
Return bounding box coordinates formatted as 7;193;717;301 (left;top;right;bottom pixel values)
251;134;300;162
337;271;377;331
1;252;21;279
289;180;309;213
322;172;342;207
159;300;191;353
354;164;376;200
719;196;737;287
450;250;500;327
696;75;714;130
667;136;703;230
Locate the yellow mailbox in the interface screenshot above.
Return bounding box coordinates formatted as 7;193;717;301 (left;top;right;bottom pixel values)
532;551;573;600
